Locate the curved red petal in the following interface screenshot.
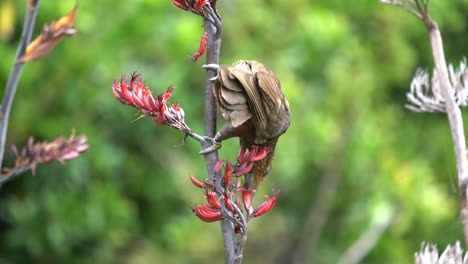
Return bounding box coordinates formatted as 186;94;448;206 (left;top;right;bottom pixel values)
189;174;204;188
205;192;222;209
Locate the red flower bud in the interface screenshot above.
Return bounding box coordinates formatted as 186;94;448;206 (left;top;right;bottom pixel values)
190;32;208;63
172;0;188;10
192;203;223;222
223;193;235;212
242;189;255;216
189;174;204;188
252;146;270;161
214;160;224;175
194;0;208;11
253;191;279;217
203;179;214;189
224;162;234;187
235;145;271;176
205;191;222;209
235;162;254;177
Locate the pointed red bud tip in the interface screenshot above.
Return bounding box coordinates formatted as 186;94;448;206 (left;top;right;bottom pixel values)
189;174;204;188
190;32;208;63
162;85;175;103
192;204;223;222
252;145;270;161
253;191;280;217
205;191;222;209
214;160;224;175
224;161;234;187
242;189;255;215
235;162;254;177
203;179;214;189
237;146;249;163
235;197;241;209
223;193;235;212
194;0;208;11
172;0;188;10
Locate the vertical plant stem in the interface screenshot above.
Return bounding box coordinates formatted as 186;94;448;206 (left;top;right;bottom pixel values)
291;112;354;264
0;2;40;171
425;21;468;245
202;13;237;264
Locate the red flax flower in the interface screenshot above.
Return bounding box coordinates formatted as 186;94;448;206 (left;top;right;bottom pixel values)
171;0;218;16
190;32;208;63
189;145;279;225
235;145;271;176
112;73;191;132
205;191;222;209
253;191;280;217
242;189;255;216
192;203;223;222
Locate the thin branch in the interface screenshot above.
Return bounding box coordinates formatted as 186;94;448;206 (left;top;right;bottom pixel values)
201;6;238;264
231;200;248;264
337;207;398;264
291;112;355;264
424;10;468;248
379;0;424;20
0;2;41;169
0;165;33;186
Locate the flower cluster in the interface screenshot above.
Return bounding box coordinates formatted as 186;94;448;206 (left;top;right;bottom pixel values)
171;0;218;16
5;133;88;174
190;145;279;232
112;73;191;133
415;241;468;264
18;5;78;63
406;60;468;113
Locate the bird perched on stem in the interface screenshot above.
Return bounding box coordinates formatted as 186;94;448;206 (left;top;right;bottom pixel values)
201;60;290;189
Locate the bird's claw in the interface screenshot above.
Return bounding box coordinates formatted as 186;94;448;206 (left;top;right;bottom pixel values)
202;64;220;81
199;136;222;155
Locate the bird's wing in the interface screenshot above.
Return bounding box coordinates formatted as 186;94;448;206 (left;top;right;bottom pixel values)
228;67;267;131
254;68;290;142
216;65;252;127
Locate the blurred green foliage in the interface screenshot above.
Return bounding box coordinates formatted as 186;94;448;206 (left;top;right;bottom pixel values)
1;0;468;263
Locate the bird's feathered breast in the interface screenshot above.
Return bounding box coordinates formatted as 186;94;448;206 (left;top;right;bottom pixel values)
214;60;290;145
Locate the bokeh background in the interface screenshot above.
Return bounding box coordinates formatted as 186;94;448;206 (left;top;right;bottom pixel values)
1;0;468;263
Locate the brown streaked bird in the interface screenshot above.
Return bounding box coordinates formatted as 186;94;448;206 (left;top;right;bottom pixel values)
201;60;290;189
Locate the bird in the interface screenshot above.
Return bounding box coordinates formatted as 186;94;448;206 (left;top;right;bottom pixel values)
201;60;290;189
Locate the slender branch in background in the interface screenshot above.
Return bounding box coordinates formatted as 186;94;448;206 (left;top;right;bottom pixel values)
0;1;41;170
380;0;468;245
200;6;239;264
291;112;355;264
0;165;33;185
337;207;398;264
